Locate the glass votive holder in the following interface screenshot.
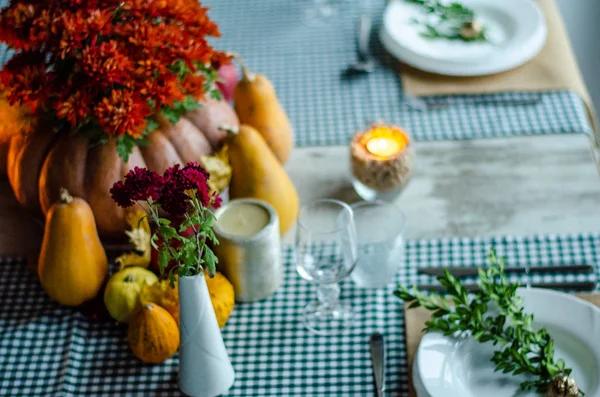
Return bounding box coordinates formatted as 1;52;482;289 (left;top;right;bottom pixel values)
350;124;415;202
350;201;407;289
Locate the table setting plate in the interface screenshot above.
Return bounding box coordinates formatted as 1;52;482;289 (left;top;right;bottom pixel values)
412;287;600;397
381;0;547;76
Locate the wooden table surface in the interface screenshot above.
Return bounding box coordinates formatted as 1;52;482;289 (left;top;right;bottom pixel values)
2;134;599;256
284;133;600;243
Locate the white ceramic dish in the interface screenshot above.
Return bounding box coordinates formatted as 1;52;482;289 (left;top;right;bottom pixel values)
381;0;547;76
415;288;600;397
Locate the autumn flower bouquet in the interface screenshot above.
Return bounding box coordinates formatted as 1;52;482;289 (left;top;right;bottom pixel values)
0;0;229;160
110;162;221;281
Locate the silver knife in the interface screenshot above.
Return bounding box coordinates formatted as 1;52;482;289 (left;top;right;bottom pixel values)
417;281;597;293
419;264;594;278
370;333;385;397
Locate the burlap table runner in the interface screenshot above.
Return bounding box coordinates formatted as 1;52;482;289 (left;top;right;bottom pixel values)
400;0;597;133
404;293;600;396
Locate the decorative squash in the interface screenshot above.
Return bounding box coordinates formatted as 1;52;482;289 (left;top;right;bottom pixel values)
206;272;235;328
140;277;180;326
38;188;108;306
104;267;159;324
228;125;299;235
234;61;294;164
128;303;180;364
6;99;239;237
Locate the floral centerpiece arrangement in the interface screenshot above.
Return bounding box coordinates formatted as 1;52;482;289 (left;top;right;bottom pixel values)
110;161;235;397
0;0;229;160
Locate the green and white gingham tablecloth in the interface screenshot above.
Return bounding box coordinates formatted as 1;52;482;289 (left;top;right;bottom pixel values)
1;233;599;396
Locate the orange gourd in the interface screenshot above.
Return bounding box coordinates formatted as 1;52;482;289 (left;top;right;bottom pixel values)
205;272;235;328
38;188;108;306
128;303;180;364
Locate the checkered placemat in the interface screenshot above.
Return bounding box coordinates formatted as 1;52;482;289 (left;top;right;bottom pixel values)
1;233;599;396
202;0;592;146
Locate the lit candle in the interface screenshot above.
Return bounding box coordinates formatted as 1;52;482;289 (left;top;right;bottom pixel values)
213;199;282;302
350;124;415;201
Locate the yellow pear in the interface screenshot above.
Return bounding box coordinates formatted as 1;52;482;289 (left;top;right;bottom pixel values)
234;61;294;164
38;189;108;306
228;125;299;235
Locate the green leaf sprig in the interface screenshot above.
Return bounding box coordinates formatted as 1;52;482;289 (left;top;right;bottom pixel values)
395;249;584;395
405;0;487;42
144;194;219;286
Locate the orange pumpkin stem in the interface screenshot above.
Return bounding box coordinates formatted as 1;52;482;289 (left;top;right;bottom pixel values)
59;188;73;204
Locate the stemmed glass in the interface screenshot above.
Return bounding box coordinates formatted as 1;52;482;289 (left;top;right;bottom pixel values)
301;0;340;27
295;199;358;335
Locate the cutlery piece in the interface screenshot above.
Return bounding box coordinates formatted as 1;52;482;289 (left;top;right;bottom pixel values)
370;332;385;397
404;94;542;111
347;15;376;74
417;281;597;293
419;264;594;278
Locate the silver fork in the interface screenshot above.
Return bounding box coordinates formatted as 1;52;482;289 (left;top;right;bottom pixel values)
405;94;542;111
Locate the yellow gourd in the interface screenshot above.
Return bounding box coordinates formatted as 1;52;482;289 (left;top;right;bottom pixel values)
140;277;180;326
205;272;235;328
228;125;299;235
104;267;159;323
38;188;108;306
234;60;294;164
128;303;179;364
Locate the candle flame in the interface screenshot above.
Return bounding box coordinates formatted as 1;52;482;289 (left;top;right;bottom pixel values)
366;138;400;157
361;126;409;158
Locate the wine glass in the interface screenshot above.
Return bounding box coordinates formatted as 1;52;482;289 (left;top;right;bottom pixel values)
295;199;358;334
301;0;340;27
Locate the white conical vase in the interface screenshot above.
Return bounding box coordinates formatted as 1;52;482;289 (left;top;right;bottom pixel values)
179;273;235;397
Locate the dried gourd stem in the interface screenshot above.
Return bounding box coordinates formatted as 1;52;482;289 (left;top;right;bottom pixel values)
59;188;73;204
218;125;239;138
124;274;136;283
232;53;256;83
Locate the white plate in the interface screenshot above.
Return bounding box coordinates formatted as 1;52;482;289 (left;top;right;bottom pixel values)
412;352;432;397
415;288;600;397
381;0;547;76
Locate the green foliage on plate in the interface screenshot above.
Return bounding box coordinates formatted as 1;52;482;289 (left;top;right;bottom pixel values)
395;248;584;396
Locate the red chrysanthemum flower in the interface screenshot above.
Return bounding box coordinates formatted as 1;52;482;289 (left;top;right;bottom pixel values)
110;166;164;207
180;162;211;206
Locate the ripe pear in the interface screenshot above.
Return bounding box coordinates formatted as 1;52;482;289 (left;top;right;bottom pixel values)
234;61;294;164
228;125;299;235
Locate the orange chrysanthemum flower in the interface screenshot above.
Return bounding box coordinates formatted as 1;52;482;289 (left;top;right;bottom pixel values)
95;90;151;138
0;0;228;159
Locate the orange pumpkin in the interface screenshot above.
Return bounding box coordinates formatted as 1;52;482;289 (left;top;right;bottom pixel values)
128;303;180;364
5;98;238;236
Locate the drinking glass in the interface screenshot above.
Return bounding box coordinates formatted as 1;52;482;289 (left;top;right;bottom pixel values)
301;0;340;27
350;201;407;288
295;199;358;334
